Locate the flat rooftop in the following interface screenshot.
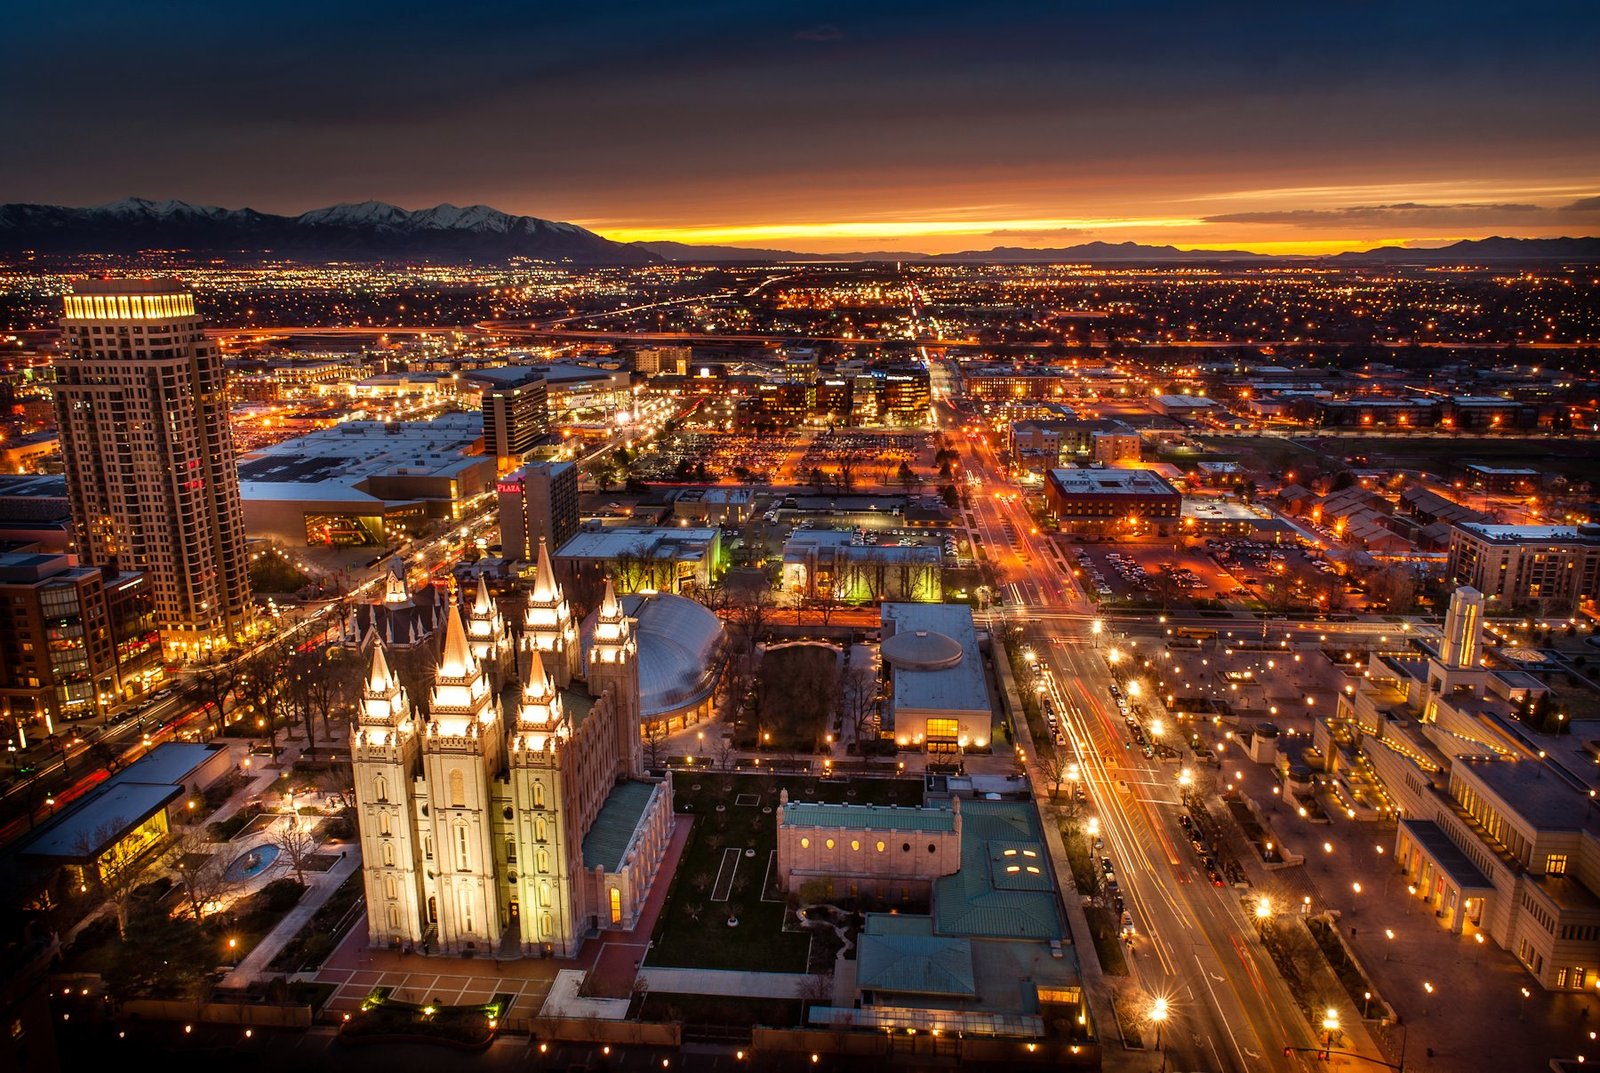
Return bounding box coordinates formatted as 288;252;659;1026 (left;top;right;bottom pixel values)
882;603;991;716
1048;467;1179;497
1456;758;1600;833
1457;523;1600;544
1398;819;1492;892
557;526;718;561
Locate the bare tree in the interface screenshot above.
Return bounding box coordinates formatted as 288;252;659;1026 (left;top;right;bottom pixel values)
166;827;234;922
837;664;879;763
269;817;318;886
72;820;148;939
712;732;736;771
1047;750;1079;800
642;717;670;770
238;639;294;760
189;659;242;737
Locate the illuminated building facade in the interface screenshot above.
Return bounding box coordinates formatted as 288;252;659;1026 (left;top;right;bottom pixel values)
56;279;252;652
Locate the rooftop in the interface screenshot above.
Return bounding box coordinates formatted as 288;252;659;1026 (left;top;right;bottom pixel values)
1398;819;1492;892
856;929;977;997
1048;467;1180;497
882;603;991;717
581;780;659;872
1456;523;1600;545
782;801;957;834
558;526;719;562
934;799;1063;941
1456;758;1600;833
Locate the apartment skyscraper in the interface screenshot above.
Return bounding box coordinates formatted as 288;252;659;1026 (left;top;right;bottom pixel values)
56;278;252;653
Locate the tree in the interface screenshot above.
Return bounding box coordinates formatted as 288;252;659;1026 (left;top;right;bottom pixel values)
166;827;234;922
190;659;242;737
238;639;294;760
270;816;319;886
642;717;670;770
837;664;878;761
73;821;148;940
712;732;736;772
1047;750;1079;800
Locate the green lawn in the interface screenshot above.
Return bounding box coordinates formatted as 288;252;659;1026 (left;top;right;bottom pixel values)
648;773;923;972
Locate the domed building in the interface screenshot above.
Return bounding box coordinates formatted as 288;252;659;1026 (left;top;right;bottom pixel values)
581;591;724;731
879;602;993;753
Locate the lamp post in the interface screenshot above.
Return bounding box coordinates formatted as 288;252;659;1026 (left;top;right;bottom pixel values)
1149;998;1168;1073
1320;1007;1341;1059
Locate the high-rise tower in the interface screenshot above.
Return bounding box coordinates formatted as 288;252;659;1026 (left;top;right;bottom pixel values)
56;278;252;653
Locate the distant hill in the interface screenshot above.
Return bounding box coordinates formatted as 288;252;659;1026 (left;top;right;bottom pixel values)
1332;236;1600;264
0;197;655;264
634;240;923;263
924;240;1273;264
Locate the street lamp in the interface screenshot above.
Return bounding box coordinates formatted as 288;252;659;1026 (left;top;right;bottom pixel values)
1320;1007;1340;1059
1149;997;1168;1072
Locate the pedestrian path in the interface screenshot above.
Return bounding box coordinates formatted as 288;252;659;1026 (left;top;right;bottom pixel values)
221;849;360;986
636;966;818;998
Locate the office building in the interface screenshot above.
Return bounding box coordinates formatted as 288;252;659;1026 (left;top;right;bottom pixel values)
481;371;549;469
498;461;579;562
56;279;252;653
1044;467;1182;536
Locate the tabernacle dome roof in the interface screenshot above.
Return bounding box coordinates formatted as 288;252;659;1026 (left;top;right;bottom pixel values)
880;629;964;671
581;593;725;720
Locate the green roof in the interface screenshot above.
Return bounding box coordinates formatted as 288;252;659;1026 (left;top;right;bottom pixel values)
934;800;1063;941
782;801;956;833
581;780;658;872
857;931;977;997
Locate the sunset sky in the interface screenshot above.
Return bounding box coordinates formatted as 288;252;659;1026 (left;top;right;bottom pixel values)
4;1;1597;254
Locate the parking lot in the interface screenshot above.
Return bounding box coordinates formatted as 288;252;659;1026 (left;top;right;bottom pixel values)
1067;541;1244;604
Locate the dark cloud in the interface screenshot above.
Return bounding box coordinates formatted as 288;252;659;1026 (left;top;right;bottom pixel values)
793;23;844;42
1204;202;1600;230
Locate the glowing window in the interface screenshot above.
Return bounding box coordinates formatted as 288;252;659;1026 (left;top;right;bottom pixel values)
851;840;860;851
800;837;810;849
876;841;885;853
609;887;622;925
449;769;466;807
826;839;835;850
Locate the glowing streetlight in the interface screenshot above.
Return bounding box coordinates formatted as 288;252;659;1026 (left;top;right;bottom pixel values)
1149;997;1169;1072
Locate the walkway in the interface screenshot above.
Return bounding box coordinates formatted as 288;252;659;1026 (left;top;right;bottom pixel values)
636;966;816;998
222;848;361;986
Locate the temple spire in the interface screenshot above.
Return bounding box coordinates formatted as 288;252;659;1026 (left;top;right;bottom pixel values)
436;602;477;680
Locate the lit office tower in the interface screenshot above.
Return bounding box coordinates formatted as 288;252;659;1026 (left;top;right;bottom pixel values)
56;278;252;654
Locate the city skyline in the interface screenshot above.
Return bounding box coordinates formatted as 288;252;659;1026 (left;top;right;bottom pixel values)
3;1;1597;255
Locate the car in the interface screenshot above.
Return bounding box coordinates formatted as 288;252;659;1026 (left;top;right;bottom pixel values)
153;689;173;700
1120;911;1136;936
1100;857;1115;876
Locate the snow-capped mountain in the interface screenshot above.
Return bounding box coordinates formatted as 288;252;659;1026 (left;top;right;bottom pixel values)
0;198;654;264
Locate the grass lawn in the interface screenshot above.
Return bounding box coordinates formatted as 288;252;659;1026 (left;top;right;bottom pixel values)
648;772;923;972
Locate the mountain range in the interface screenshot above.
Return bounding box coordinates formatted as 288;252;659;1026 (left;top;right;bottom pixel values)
0;197;655;264
1;198;1597;266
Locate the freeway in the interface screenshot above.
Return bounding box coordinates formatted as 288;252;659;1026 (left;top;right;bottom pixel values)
934;357;1359;1071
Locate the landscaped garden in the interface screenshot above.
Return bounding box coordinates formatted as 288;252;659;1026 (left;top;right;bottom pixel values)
647;772;923;973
